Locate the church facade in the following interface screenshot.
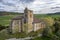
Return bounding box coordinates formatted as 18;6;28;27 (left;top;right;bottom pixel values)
9;8;46;33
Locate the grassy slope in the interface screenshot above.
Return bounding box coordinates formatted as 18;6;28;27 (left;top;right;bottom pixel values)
0;14;60;40
33;37;51;40
0;14;60;26
34;14;60;19
0;15;20;26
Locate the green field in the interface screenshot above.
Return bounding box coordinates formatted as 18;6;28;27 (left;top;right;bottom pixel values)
0;14;60;26
0;13;60;40
34;14;60;18
0;15;20;26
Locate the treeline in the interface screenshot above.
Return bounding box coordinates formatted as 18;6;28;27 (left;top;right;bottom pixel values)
0;11;23;16
47;12;60;15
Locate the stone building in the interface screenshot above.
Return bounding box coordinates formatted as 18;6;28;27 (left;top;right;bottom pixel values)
9;8;46;33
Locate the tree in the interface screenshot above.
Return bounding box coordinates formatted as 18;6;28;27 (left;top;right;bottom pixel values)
41;17;54;26
53;21;60;33
42;26;60;40
42;27;53;37
0;25;6;31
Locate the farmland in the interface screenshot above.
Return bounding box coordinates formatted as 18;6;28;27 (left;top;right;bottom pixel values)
0;12;60;40
0;13;60;26
0;15;19;26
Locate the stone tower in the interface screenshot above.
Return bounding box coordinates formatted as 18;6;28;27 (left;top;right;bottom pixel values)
24;7;33;33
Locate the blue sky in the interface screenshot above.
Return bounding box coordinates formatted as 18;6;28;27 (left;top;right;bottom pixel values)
0;0;60;14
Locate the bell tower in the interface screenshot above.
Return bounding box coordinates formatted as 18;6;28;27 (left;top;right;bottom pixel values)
24;7;33;33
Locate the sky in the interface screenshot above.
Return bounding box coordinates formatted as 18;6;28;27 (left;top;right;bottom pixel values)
0;0;60;14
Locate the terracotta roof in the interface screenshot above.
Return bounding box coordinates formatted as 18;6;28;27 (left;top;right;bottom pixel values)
12;16;24;20
12;16;42;23
33;18;42;23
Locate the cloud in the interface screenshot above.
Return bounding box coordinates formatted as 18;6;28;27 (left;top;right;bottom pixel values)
20;0;34;3
0;0;60;13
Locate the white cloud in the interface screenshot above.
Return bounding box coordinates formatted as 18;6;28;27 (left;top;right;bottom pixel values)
0;0;60;13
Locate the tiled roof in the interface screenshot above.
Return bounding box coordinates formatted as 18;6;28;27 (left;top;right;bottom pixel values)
33;18;42;23
12;16;42;23
12;16;24;20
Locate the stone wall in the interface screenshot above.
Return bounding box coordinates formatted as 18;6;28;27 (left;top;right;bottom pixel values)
11;20;21;33
33;22;45;31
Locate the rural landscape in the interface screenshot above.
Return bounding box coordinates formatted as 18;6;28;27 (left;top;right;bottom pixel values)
0;11;60;40
0;0;60;40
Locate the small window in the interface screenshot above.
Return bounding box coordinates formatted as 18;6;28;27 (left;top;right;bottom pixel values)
24;19;26;23
30;14;32;18
25;14;27;17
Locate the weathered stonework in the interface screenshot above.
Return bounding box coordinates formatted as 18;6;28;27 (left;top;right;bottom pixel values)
9;8;46;33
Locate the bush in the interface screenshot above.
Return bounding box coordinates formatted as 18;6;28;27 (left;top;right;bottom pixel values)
11;32;27;38
0;25;7;31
